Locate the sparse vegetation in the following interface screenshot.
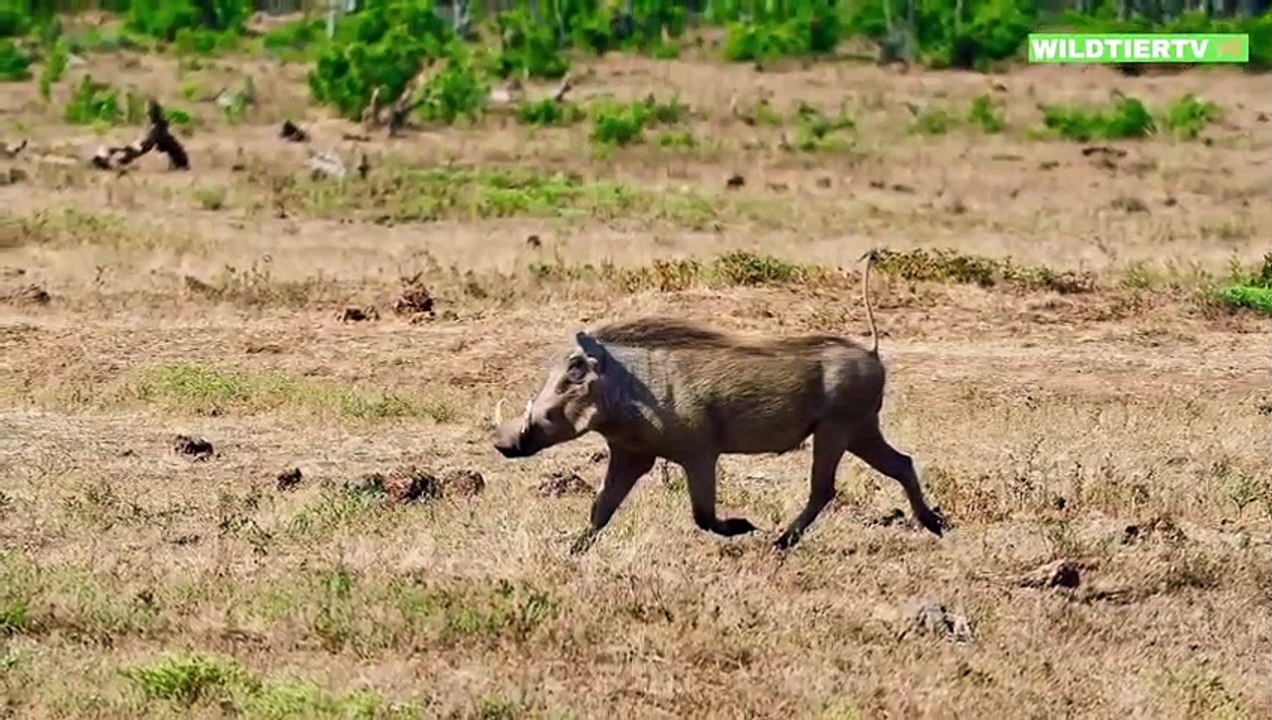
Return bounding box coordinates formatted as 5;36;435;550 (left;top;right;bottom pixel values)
1164;93;1222;140
969;93;1006;133
792;105;856;151
63;74;146;126
0;6;1265;719
515;98;585;127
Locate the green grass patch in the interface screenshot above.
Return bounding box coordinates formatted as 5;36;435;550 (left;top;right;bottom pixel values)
124;652;422;717
589;95;690;147
1039;95;1156;141
515;97;585;127
259;163;731;229
129;363;457;422
1215;253;1272;317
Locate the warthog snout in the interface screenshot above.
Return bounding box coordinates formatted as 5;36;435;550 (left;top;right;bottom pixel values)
491;398;559;459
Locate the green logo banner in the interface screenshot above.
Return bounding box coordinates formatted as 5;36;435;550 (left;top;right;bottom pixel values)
1027;33;1249;64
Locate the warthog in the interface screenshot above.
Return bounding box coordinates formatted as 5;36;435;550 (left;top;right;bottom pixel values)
492;252;947;549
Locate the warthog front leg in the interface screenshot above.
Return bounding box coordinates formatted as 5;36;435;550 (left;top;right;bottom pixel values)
590;447;656;531
571;446;655;554
682;455;758;538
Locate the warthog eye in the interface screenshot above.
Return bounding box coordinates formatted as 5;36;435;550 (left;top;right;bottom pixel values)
564;354;587;384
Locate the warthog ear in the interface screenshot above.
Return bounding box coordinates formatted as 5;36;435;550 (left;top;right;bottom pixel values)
574;332;604;372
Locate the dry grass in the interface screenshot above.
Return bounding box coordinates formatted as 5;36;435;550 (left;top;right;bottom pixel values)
0;44;1269;720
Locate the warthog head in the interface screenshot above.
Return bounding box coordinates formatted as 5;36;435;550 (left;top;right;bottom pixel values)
492;333;611;459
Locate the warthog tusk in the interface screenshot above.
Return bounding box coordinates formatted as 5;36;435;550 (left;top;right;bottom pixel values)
494;398;506;426
521;399;533;433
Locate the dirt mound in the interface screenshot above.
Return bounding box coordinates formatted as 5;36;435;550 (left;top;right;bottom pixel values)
1;283;50;306
537;471;593;497
346;465;485;504
173;435;214;461
275;467;303;491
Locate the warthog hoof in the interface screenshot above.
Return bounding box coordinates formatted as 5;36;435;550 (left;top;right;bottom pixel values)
918;507;949;537
569;529;599;555
714;517;759;537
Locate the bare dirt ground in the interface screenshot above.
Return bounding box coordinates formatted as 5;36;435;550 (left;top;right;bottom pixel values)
1;46;1270;719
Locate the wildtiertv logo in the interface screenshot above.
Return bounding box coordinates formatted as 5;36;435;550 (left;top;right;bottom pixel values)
1027;33;1249;64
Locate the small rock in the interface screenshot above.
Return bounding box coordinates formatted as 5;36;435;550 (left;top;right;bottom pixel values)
276;467;303;491
280;120;309;143
907;599;973;642
726;173;745;189
1122;515;1185;545
173;434;214;461
1081;145;1127;159
537;471;593;497
441;468;485;498
526;234;542;249
338;306;378;322
1111;196;1149;213
1020;559;1082;589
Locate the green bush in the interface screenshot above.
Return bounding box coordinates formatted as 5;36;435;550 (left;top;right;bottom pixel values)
414;50;488;124
1040;96;1155;141
939;0;1034;70
0;8;31;39
308;0;453;120
126;0;252;42
1217;253;1272;316
723;2;842;62
262;18;328;58
490;8;569;79
1164;93;1221;140
0;39;30;82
